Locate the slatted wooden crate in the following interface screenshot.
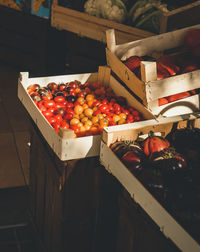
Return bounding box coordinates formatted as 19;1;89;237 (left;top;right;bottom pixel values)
159;1;200;33
100;112;200;252
106;24;200;117
18;66;154;161
50;0;154;44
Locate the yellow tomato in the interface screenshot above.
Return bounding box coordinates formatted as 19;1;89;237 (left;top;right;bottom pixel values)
74;105;83;115
86;94;95;102
82;103;88;110
70;118;80;125
92;116;99;124
84;108;93;118
85;120;93;126
119;113;127;120
113;115;120;122
99;118;108;127
118;118;126;125
77;97;85;105
81;117;89;123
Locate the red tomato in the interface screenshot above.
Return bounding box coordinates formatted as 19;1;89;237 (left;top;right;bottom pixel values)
113;103;121;111
59;84;66;91
99;104;109;113
54;114;63;123
69;81;78;89
54;96;65;103
42;92;53;101
44;100;55;108
60;121;69;129
53;122;61;133
42;109;53;118
37;101;46;112
64;113;74;120
93;110;101;116
54;103;65;110
66;102;74;109
47;116;56;125
93;100;101;107
70;125;79;134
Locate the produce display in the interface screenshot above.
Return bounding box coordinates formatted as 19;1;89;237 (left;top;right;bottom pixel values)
110;126;200;242
122;28;200;106
27;80;142;137
82;0;197;33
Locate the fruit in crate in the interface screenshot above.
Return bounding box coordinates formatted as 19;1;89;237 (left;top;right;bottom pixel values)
142;131;170;156
27;80;142;137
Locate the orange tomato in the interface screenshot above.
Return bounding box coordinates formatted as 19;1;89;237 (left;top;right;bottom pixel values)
113;115;121;122
84;124;91;131
89;126;99;135
74;105;83;115
99;118;108;127
92;116;99;124
81;117;89;123
87;100;94;107
86;94;95;102
85;120;93;126
84;108;93;118
119;113;127;120
70;118;80;125
77;97;85;105
82;103;88;110
118;118;126;125
77;122;83;128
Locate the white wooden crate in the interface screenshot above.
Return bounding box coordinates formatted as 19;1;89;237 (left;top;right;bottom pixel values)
106;24;200;117
100;112;200;252
17;66;154;161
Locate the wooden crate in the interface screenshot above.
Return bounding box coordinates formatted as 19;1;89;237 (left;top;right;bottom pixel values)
29;119;102;252
18;66;154;161
106;24;200;117
160;1;200;33
50;0;154;44
100;112;200;252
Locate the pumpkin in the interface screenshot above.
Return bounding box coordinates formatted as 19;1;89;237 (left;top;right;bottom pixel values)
143;131;170;156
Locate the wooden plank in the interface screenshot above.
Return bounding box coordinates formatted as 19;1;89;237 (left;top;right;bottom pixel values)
160;1;200;33
102;112;200;146
51;4;154;44
106;48;147;104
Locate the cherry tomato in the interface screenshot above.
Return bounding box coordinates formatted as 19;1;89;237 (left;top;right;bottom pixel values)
54;114;63;123
54;96;65;103
93;100;101;107
59;84;66;91
42;92;53;101
84;108;93;118
69;81;78;89
42;109;53;118
27;84;40;92
44;100;55;108
66;102;74;109
31;92;41;102
54;103;65;110
60;121;69;129
47;116;56;125
54;108;66;117
47;82;58;91
70;125;79;134
74;105;83;115
53;122;61;133
64;113;74;120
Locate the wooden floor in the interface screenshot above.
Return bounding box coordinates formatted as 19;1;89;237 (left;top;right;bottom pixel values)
0;62;44;251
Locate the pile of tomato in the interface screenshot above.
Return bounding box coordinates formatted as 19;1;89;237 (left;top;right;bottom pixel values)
27;80;142;137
